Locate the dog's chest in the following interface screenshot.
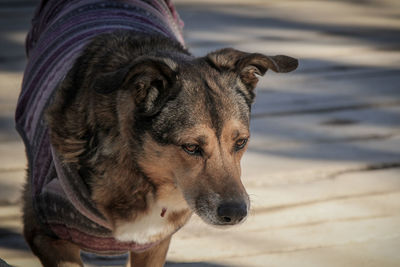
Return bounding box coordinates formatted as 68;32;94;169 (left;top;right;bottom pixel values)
114;190;191;244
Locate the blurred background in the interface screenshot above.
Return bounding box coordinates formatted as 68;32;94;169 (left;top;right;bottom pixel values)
0;0;400;266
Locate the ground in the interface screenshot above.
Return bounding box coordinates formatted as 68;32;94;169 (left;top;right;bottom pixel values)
0;0;399;266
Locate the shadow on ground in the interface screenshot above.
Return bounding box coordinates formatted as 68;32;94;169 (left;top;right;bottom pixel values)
0;228;29;251
177;3;400;51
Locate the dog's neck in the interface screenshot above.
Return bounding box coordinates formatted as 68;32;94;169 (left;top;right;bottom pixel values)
113;184;192;244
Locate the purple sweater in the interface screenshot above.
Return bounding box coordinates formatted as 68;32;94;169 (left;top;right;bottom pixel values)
16;0;184;255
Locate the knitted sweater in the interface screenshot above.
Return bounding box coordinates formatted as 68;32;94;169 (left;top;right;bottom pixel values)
15;0;184;255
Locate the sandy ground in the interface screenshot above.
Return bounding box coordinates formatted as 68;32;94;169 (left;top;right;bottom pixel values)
0;0;399;266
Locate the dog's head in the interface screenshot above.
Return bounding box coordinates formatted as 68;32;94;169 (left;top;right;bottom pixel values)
47;35;297;227
104;48;297;225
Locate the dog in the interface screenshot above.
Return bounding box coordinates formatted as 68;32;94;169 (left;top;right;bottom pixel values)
16;0;298;266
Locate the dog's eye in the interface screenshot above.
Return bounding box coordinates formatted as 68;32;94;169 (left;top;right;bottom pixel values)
235;138;248;150
182;144;201;155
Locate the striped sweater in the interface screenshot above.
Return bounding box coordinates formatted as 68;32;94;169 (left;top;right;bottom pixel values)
16;0;184;254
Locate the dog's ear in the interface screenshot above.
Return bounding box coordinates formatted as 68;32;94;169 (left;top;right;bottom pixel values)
206;48;298;100
92;56;178;116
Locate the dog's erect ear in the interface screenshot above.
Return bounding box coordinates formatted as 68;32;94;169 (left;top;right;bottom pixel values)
206;48;298;91
92;56;178;116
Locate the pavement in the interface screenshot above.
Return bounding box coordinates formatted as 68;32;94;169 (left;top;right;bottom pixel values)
0;0;399;266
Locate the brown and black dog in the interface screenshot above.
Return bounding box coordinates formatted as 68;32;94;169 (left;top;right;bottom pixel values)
20;1;298;267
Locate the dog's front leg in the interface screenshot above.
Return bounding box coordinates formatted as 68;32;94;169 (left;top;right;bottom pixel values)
128;236;171;267
23;187;83;267
29;234;83;267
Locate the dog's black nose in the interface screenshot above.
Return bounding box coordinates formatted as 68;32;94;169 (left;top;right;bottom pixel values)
217;202;247;224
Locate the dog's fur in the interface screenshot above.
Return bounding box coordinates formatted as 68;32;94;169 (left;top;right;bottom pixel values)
22;15;298;267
